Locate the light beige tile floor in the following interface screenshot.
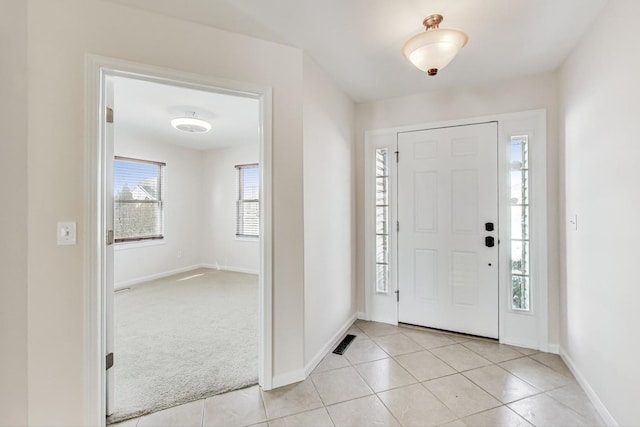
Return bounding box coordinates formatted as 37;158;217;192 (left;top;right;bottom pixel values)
110;321;604;427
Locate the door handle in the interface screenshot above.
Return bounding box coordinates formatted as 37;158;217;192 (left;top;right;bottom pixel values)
485;236;495;247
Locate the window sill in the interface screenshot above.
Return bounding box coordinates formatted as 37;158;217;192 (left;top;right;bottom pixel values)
115;238;166;251
235;236;259;242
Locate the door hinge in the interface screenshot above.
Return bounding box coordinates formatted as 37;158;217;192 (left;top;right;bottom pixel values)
395;150;399;163
106;352;114;370
106;229;114;246
396;221;400;232
106;107;114;124
394;290;399;302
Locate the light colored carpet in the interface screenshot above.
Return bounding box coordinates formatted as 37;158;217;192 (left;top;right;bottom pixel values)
107;268;258;423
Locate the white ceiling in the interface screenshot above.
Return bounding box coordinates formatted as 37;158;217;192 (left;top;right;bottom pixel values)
114;76;259;151
110;0;606;147
108;0;607;102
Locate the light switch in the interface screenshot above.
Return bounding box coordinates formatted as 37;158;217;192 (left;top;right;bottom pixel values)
57;221;77;245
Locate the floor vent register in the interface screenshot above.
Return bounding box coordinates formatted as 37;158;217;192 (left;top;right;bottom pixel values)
332;334;356;355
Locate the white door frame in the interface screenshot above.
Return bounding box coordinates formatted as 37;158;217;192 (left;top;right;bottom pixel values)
83;54;274;425
364;109;548;350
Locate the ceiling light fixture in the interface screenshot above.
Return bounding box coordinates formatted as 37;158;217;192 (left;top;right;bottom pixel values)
171;112;211;133
402;14;468;76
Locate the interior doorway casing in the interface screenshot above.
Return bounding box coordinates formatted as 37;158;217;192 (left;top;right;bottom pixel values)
363;110;548;351
84;55;273;425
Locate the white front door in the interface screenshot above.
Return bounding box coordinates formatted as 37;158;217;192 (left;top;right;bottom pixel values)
397;122;499;338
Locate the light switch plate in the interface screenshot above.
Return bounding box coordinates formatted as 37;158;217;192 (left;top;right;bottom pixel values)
57;221;77;245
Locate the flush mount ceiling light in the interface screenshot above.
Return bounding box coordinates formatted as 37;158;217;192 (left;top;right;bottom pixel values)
402;14;468;76
171;112;211;133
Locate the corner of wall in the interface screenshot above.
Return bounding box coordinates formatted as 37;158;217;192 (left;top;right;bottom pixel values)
302;51;357;370
0;1;29;424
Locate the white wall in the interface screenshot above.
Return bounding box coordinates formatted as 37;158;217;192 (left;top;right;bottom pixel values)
26;0;304;423
114;138;260;285
355;71;561;346
113;136;203;287
302;54;356;369
202;144;259;274
560;1;640;425
0;1;28;424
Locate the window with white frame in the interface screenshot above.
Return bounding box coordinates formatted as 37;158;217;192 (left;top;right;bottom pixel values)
375;148;390;293
114;156;165;243
510;136;530;311
236;163;259;237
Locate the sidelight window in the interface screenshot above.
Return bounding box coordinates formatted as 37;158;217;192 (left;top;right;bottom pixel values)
375;148;390;293
510;136;530;311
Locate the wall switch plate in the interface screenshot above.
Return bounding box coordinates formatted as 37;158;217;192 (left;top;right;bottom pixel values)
57;221;77;245
569;214;578;231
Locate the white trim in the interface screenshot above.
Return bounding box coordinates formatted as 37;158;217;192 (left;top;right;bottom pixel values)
304;313;357;376
84;54;274;425
560;348;618;427
500;110;548;351
547;343;560;355
356;311;368;320
235;236;260;242
83;53;102;427
363;135;398;326
113;264;259;289
113;239;167;250
272;370;306;389
363;109;549;350
200;264;260;276
115;264;203;289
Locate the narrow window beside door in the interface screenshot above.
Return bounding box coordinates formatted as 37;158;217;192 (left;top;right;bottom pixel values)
510;136;530;311
236;163;259;238
375;149;390;293
114;156;165;243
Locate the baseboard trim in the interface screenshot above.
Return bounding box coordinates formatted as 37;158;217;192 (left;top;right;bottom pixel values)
272;369;306;389
304;313;358;377
547;343;560;354
115;264;259;289
200;264;259;275
356;311;368;320
560;347;618;427
115;264;203;289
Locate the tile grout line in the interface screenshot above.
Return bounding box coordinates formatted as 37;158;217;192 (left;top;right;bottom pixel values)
325;322;595;426
134;321;589;427
412;377;466;424
458;362;544;406
380;331;493;424
395;329;524;422
491;358;598;422
540;385;604;423
327;326;539;408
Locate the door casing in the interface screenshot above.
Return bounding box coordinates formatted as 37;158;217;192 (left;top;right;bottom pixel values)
363;110;548;350
84;54;274;425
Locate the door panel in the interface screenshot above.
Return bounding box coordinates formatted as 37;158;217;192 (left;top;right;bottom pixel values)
398;123;498;338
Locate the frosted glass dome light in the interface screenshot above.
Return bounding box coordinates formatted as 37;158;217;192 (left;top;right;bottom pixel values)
403;14;468;76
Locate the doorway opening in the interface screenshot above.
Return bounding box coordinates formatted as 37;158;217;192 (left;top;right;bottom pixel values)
84;56;273;425
108;75;262;422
